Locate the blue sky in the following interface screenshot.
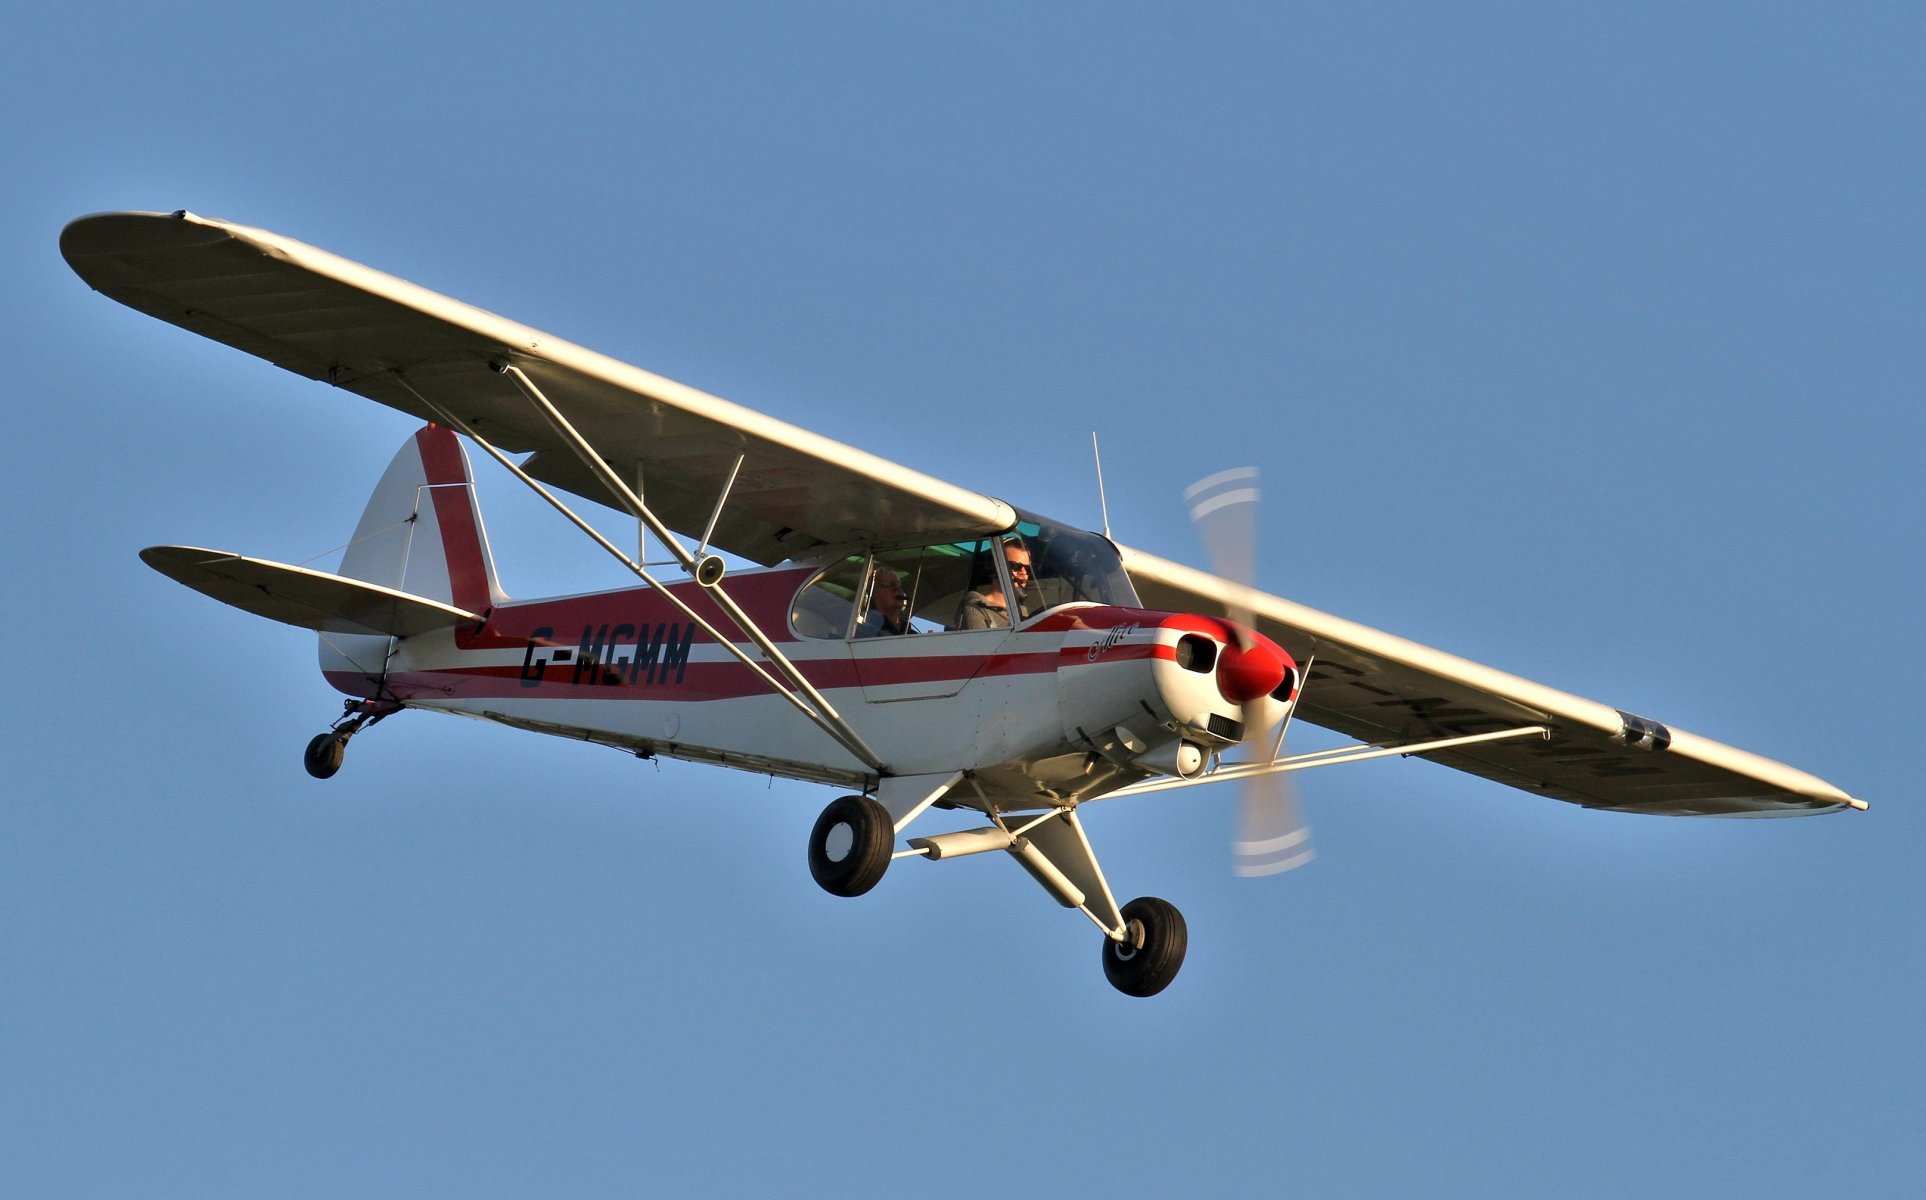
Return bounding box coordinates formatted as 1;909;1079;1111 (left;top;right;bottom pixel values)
4;4;1919;1196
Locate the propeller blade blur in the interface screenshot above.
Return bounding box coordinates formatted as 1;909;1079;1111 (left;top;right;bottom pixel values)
1187;465;1315;877
1184;467;1259;634
1234;769;1314;876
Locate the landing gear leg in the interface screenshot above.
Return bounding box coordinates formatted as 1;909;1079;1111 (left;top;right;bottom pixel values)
1102;896;1188;997
303;699;398;780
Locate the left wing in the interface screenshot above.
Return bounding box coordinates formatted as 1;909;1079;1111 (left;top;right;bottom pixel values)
61;210;1014;564
1122;546;1862;817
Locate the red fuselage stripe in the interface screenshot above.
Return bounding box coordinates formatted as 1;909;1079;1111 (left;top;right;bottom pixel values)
342;640;1175;704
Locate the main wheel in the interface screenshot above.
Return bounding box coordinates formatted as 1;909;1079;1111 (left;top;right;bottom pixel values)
1102;896;1188;997
808;795;893;897
303;733;346;780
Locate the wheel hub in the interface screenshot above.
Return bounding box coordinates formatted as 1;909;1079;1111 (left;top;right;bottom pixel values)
824;822;854;863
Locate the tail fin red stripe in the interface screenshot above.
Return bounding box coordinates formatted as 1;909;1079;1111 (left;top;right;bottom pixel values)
415;425;495;614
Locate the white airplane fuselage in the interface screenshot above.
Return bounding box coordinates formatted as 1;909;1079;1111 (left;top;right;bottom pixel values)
327;570;1288;809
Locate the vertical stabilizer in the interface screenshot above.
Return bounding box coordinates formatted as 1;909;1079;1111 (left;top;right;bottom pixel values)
322;425;505;693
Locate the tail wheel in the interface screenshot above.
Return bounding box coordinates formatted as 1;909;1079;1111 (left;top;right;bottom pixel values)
808;795;893;897
1103;896;1188;997
303;733;347;780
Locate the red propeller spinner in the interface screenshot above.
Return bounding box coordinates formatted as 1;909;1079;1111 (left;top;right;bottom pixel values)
1215;631;1289;705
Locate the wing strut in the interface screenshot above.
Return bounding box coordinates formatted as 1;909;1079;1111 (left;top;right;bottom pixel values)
1102;724;1552;801
697;452;746;558
392;371;887;774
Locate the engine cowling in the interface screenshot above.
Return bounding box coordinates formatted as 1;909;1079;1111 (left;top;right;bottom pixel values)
1054;609;1298;778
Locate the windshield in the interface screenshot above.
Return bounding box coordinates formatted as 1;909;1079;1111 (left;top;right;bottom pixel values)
1004;509;1138;615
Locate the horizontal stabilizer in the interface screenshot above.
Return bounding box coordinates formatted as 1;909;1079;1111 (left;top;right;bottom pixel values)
141;545;485;638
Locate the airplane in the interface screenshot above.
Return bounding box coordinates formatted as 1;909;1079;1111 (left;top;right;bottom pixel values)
60;209;1866;997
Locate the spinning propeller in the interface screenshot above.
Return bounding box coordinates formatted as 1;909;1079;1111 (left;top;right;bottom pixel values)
1184;468;1314;876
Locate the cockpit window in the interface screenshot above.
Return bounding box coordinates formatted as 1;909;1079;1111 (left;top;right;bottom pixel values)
1009;510;1139;612
875;539;1004;632
856;548;947;637
791;514;1136;640
792;554;866;639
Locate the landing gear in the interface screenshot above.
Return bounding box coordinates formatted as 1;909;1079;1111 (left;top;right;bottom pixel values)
302;699;399;780
1102;896;1188;997
303;733;347;779
890;802;1186;996
808;794;893;897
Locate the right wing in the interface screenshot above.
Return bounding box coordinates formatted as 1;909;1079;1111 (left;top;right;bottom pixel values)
1121;546;1862;817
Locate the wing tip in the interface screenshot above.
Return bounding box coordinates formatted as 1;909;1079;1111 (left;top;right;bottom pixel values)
61;210;232;274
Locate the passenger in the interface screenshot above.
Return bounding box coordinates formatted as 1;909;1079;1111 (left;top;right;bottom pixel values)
859;567;911;636
956;542;1033;629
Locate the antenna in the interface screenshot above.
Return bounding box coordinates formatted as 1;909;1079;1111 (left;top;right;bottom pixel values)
1091;431;1113;539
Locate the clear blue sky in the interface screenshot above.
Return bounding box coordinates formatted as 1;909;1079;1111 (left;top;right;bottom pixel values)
4;4;1918;1197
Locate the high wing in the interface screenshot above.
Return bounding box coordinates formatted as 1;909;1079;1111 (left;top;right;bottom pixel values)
60;210;1014;565
1123;547;1860;816
65;210;1860;817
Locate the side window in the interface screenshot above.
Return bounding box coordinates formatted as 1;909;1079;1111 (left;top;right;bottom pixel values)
791;555;868;639
858;547;952;636
948;540;998;630
803;532;1111;639
907;538;1013;631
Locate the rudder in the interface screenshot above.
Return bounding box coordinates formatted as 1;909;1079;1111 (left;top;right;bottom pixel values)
322;425;505;692
338;425;504;609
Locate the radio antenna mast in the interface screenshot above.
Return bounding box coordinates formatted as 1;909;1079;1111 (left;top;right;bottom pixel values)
1091;431;1113;539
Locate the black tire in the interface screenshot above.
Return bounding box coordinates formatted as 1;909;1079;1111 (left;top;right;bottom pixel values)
1102;896;1188;997
304;733;346;780
808;795;893;897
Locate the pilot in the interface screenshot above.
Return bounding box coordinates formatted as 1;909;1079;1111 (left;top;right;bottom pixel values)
1005;541;1036;616
957;541;1034;629
859;567;911;636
